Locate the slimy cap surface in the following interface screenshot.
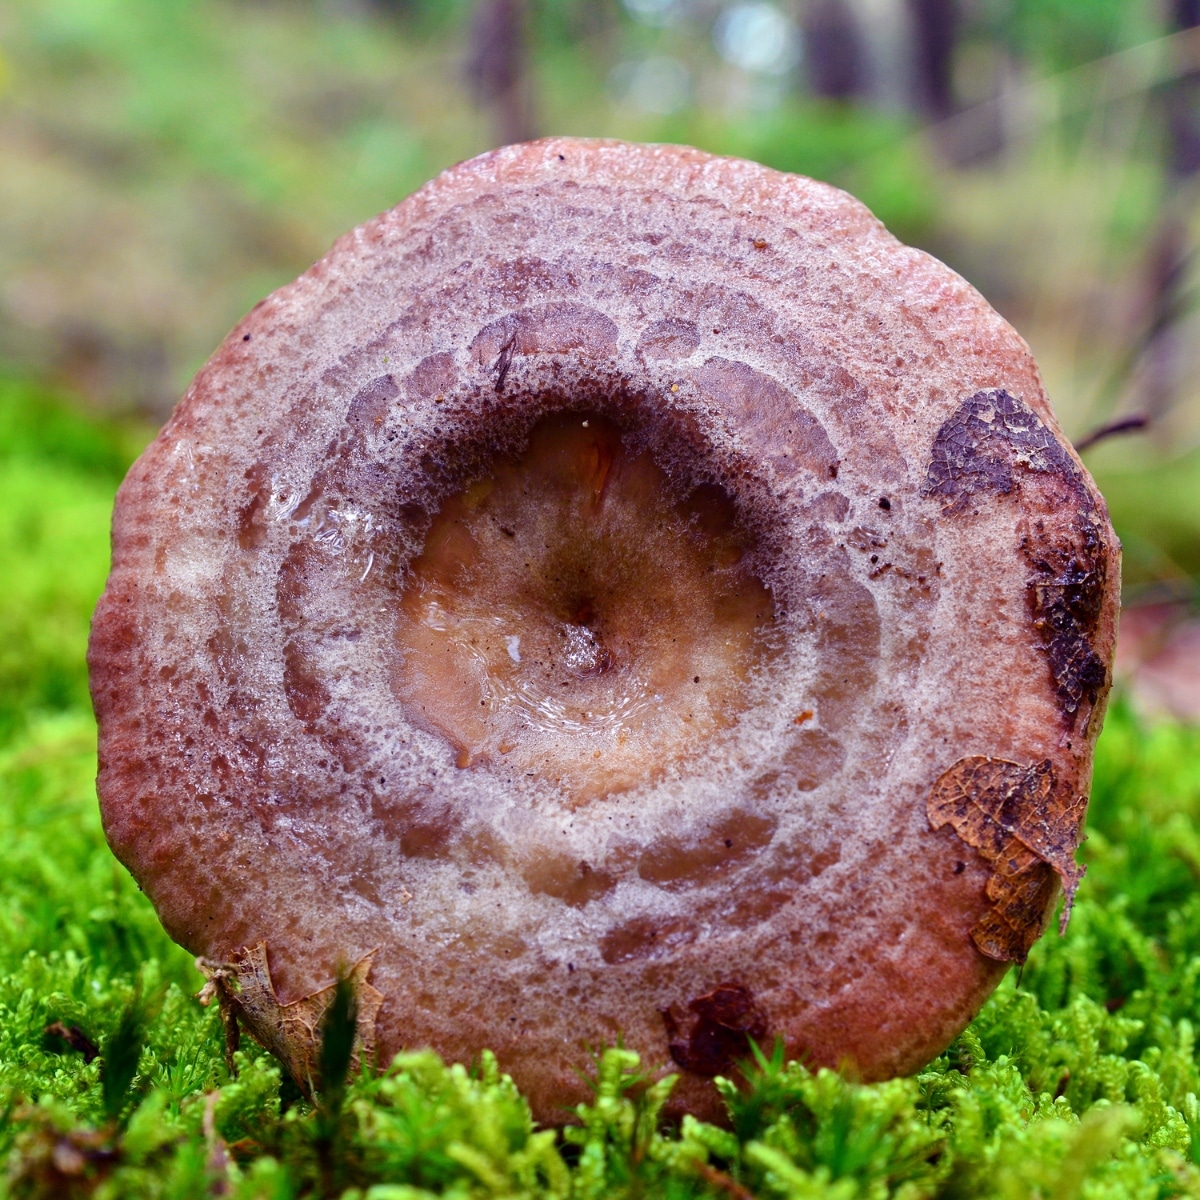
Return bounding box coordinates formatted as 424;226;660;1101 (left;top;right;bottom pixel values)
89;139;1120;1122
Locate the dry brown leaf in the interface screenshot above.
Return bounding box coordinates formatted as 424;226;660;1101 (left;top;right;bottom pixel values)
927;756;1086;962
198;944;383;1092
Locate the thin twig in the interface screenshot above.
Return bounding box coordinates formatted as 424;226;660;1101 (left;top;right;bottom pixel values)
909;24;1200;150
693;1160;756;1200
1074;414;1150;452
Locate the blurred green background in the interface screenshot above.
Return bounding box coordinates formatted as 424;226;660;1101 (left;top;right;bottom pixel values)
1;0;1199;706
4;6;1200;1193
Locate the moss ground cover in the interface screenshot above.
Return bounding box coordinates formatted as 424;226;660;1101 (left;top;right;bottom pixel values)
2;376;1200;1197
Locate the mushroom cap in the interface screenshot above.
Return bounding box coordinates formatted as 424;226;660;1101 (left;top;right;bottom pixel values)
88;138;1120;1122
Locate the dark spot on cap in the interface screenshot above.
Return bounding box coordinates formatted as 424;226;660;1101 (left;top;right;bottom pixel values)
242;334;251;342
923;389;1111;731
345;374;400;433
924;388;1067;513
878;496;891;510
691;357;838;483
600;916;696;964
953;860;965;874
637;318;700;362
661;983;768;1077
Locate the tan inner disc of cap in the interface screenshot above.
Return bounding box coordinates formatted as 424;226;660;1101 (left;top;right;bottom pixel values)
394;413;775;803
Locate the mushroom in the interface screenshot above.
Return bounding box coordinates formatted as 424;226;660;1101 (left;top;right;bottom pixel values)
88;138;1120;1122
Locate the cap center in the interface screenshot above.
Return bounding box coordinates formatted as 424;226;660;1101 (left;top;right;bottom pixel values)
394;413;774;803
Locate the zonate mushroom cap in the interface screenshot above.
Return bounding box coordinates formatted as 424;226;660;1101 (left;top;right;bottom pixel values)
89;138;1120;1122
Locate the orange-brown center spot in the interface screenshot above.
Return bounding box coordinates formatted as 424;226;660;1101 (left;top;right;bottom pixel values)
395;414;773;802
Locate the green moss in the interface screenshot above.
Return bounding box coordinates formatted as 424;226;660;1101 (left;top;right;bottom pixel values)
3;379;1200;1196
0;378;152;740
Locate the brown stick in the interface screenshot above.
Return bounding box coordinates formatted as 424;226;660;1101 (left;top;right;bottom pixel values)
1074;414;1149;453
693;1160;757;1200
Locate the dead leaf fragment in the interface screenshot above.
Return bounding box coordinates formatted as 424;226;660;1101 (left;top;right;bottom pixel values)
927;756;1086;962
198;944;383;1093
197;957;242;1075
661;982;768;1076
42;1021;99;1064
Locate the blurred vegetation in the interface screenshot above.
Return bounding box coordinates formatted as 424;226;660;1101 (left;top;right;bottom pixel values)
0;378;150;741
3;0;1200;1193
1;0;1199;600
1;381;1200;1194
